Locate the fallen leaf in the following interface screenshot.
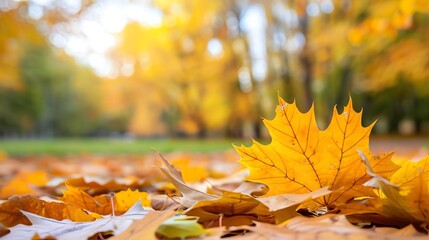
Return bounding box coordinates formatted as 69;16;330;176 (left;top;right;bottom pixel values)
149;194;180;211
3;200;149;240
0;195;95;227
185;190;274;227
114;189;151;212
231;181;268;197
66;176;142;195
232;215;428;240
359;151;429;229
257;187;331;212
234;97;398;208
158;154;218;208
60;182;150;215
389;155;429;223
0;170;48;197
111;209;176;240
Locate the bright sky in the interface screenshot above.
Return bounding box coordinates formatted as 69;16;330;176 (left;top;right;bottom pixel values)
26;0;163;78
15;0;334;80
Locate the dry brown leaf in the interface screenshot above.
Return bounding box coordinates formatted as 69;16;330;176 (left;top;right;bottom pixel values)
159;154;218;208
185;190;274;227
232;215;428;240
66;176;143;195
257;186;331;212
110;209;176;240
0;195;95;227
4;200;149;239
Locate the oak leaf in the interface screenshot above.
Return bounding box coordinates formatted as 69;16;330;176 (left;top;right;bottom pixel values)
234;97;398;208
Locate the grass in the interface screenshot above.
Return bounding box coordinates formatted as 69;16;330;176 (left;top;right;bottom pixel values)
0;138;244;156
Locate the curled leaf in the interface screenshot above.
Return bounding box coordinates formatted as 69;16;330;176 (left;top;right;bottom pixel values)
158;154;218;208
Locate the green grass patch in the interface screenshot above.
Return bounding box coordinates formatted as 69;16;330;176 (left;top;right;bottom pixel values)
0;138;242;156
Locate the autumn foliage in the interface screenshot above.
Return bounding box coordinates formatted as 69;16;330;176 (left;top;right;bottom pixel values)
1;97;429;239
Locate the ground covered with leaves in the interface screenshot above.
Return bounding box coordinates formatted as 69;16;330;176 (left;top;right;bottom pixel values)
1;97;429;240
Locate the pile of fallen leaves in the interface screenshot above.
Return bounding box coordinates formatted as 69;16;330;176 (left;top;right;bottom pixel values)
1;97;428;239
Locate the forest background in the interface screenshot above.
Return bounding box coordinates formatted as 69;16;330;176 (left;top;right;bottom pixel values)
1;0;429;140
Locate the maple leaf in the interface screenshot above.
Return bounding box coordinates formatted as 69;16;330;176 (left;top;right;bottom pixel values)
234;97;398;208
160;153;331;225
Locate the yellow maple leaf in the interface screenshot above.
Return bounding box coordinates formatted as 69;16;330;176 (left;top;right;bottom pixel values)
114;189;151;212
234;97;398;208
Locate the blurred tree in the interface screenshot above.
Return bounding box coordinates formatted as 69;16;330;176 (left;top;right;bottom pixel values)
112;0;241;137
19;46;102;136
0;7;45;90
2;0;429;137
0;5;103;137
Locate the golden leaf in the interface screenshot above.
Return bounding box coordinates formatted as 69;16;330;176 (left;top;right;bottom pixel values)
59;182;112;215
352;151;429;229
234;97;397;208
60;182;150;215
387;155;429;225
114;189;151;212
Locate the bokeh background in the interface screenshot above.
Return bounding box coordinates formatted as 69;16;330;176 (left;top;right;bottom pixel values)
1;0;429;140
